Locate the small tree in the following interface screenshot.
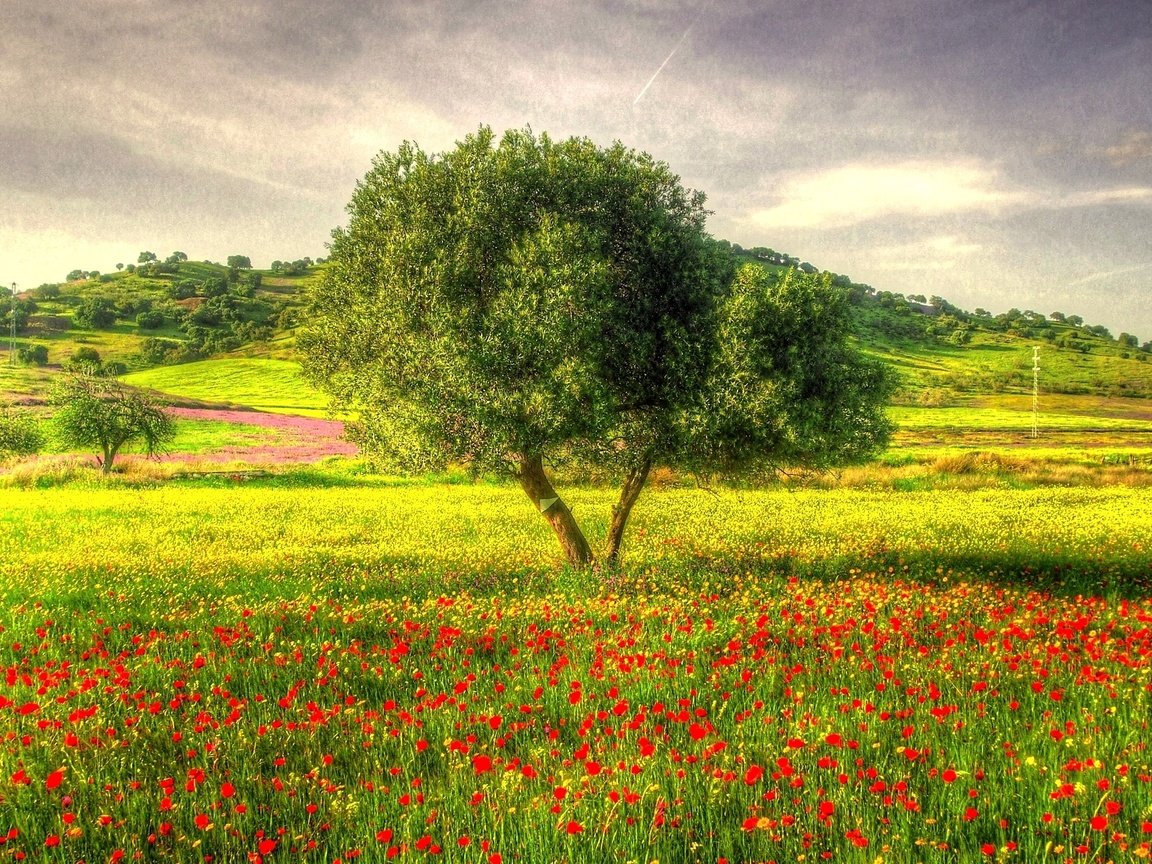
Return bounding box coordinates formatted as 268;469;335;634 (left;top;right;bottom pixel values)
49;373;175;474
226;255;252;270
136;310;165;329
1;296;36;334
303;128;893;569
0;404;44;460
17;344;49;366
68;347;103;372
75;297;117;329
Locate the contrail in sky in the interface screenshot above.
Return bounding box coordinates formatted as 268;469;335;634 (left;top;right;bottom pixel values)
633;3;710;105
1065;262;1152;288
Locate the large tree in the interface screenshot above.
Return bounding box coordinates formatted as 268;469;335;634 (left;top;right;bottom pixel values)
302;127;893;568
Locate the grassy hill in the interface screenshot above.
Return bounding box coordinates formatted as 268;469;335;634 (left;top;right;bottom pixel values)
1;257;315;402
4;244;1151;451
122;359;330;417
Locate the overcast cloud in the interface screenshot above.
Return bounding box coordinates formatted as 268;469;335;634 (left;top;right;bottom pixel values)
3;0;1150;338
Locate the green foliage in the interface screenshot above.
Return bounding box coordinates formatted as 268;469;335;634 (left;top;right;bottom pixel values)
137;337;181;366
74;296;117;329
271;258;313;275
691;266;894;476
17;344;48;366
49;372;175;474
226;255;252;270
948;327;972;346
0;298;36;334
303;127;727;475
135;310;165;330
202;276;229;298
167;279;199;301
68;346;103;372
302;127;891;565
0;403;43;459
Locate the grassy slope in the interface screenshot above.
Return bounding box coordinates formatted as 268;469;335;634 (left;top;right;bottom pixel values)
1;263;315;401
5;248;1151;454
122;359;330;417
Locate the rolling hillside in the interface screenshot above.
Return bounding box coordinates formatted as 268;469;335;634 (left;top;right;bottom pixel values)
121;359;330;417
4;245;1151;429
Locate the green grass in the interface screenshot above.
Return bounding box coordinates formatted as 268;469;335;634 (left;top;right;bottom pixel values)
888;404;1148;431
141;417;291;454
121;358;331;416
870;330;1152;399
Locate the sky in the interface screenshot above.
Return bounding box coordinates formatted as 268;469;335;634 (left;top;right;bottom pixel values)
3;0;1151;339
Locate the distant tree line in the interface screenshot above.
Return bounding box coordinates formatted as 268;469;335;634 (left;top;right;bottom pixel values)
716;244;1151;356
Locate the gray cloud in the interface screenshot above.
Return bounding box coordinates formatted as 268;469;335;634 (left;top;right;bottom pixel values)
2;0;1151;337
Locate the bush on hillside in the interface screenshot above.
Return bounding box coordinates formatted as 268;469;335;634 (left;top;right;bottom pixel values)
138;337;182;366
136;310;165;329
74;297;117;329
0;404;44;459
68;347;103;372
17;344;49;366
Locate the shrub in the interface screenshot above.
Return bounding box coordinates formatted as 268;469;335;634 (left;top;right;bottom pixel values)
74;297;117;329
136;310;165;329
138;337;181;366
68;347;102;372
0;404;44;459
17;344;49;366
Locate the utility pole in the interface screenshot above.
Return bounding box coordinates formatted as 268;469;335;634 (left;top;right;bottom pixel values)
1031;345;1040;439
8;283;15;367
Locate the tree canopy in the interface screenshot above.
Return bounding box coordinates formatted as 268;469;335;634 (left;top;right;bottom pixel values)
302;127;893;568
49;373;175;474
0;403;44;460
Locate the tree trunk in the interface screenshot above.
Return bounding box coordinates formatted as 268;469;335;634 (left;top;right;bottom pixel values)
604;455;652;567
102;444;118;475
516;453;595;568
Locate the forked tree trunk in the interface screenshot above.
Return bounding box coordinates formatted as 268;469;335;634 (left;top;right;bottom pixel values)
516;453;595;568
604;455;652;566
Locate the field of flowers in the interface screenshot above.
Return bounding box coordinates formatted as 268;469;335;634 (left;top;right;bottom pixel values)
1;483;1151;862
